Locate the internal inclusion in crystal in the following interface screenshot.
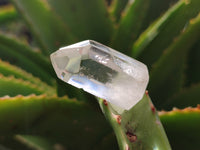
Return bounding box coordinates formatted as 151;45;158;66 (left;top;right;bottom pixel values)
80;59;117;83
50;40;149;110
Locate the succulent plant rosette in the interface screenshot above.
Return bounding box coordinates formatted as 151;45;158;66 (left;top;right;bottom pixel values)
0;0;200;149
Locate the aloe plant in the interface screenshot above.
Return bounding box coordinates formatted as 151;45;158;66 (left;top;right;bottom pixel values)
0;0;200;149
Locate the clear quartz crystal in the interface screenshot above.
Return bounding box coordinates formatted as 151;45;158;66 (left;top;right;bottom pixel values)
50;40;149;110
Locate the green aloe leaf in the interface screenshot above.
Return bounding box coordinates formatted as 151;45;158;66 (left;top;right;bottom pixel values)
0;135;50;150
0;135;35;150
11;0;75;55
160;107;200;150
132;0;200;67
140;0;179;32
0;74;52;96
132;0;185;58
149;13;200;109
46;0;114;45
0;59;56;94
164;83;200;110
109;0;128;22
15;135;53;150
0;34;54;85
98;94;171;150
111;0;177;55
0;5;18;24
111;0;150;55
0;95;112;150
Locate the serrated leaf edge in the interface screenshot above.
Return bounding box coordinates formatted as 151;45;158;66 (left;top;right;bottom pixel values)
0;59;55;92
0;74;55;96
159;105;200;116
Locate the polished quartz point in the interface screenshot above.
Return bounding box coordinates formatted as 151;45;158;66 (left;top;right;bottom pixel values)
50;40;149;110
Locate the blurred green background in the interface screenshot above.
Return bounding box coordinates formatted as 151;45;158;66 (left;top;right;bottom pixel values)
0;0;200;149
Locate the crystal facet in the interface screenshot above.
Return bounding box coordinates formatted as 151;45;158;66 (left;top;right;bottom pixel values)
50;40;149;110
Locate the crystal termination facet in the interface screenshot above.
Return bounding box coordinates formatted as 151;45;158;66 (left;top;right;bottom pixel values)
50;40;149;110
